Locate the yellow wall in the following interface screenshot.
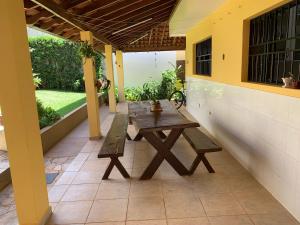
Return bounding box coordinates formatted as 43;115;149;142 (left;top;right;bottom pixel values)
186;0;300;98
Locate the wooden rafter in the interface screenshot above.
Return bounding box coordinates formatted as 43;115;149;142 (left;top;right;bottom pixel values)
24;0;186;52
30;0;112;45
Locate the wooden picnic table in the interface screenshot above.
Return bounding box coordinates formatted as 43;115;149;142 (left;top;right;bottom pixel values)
128;100;200;180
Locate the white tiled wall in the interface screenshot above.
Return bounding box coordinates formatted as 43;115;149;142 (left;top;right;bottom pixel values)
186;77;300;221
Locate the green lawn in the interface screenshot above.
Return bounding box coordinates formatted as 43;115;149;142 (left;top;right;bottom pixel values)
35;90;86;116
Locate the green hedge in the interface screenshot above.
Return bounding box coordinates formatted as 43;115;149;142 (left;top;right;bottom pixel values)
29;37;103;91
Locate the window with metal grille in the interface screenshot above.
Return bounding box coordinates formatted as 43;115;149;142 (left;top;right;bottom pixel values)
248;0;300;85
195;38;212;76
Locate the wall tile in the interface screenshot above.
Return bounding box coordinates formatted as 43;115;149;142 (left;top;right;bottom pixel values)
187;77;300;221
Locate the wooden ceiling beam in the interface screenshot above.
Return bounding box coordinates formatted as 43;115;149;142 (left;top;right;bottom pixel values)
26;10;53;25
24;0;38;9
75;0;127;16
148;28;153;45
60;0;86;10
63;28;78;38
97;3;174;34
52;23;73;34
107;13;170;38
31;0;112;46
107;13;170;43
92;0;174;30
111;20;170;46
160;22;167;46
39;18;64;30
122;45;185;52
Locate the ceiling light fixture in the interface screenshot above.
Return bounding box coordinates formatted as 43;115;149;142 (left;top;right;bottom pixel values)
112;18;153;35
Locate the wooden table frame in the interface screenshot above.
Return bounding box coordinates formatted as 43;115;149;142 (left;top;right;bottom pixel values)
139;128;189;179
128;100;199;180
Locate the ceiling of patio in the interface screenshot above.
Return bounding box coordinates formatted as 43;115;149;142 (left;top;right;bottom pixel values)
24;0;186;52
169;0;227;36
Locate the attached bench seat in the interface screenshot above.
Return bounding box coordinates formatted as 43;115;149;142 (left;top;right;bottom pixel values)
98;113;131;180
179;108;222;174
183;128;222;174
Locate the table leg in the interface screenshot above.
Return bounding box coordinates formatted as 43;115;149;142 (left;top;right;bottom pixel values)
133;132;143;141
156;131;167;139
140;128;189;180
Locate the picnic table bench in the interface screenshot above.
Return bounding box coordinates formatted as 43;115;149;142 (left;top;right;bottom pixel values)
179;108;222;174
98;113;131;180
128;100;200;180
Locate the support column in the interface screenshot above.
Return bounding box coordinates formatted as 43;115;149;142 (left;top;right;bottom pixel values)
0;1;51;224
116;50;125;102
80;31;101;139
105;45;117;112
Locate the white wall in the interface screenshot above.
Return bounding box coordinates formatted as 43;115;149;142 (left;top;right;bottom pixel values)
113;51;176;88
186;77;300;221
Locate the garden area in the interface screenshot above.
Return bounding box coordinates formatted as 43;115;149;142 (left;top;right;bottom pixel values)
30;36;180;129
35;90;86;117
29;36;104;128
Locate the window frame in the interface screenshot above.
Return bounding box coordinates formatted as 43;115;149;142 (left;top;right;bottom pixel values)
195;37;212;76
247;0;300;86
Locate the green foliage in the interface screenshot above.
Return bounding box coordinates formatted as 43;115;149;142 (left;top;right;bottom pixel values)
157;66;178;99
33;73;42;88
36;99;61;129
124;66;178;102
124;87;142;101
29;37;103;91
79;41;97;58
100;87;119;105
140;81;160;101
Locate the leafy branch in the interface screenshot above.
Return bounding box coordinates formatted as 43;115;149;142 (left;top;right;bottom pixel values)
79;41;96;58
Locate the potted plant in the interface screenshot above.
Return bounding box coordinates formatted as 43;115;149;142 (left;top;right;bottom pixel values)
151;98;162;112
79;41;96;59
282;72;300;89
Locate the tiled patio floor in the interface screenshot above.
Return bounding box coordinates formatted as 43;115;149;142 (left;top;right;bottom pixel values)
0;105;299;225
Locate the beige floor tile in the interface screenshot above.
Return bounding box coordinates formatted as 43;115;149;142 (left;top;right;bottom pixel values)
96;180;130;199
80;159;109;172
127;197;166;220
87;223;125;225
168;217;210;225
119;157;134;169
208;215;254;225
162;180;194;195
191;174;231;195
87;223;124;225
158;165;185;180
126;220;167;225
49;201;92;224
228;176;263;193
165;193;205;218
72;171;103;184
55;171;77;185
0;210;18;225
200;193;245;216
249;213;299;225
80;140;98;153
131;167;161;180
234;189;286;214
87;199;128;223
107;167;132;180
66;153;90;172
130;180;162;198
61;184;99;202
48;185;69;203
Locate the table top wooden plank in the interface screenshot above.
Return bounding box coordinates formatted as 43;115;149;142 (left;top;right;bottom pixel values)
128;100;200;132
